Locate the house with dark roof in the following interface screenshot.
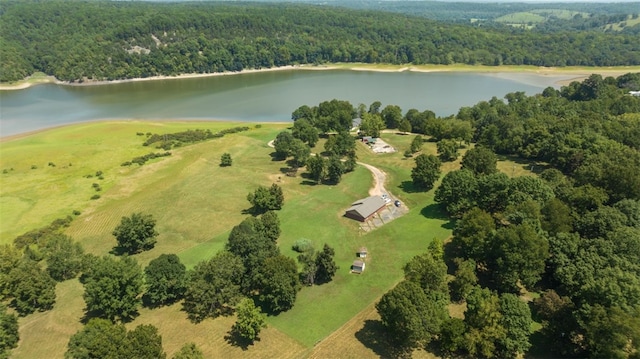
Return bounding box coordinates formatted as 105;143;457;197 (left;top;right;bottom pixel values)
345;196;387;222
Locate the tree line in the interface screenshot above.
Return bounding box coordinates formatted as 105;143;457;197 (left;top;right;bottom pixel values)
2;1;640;82
371;74;640;358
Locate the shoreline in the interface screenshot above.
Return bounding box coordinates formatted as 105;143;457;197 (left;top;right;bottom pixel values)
2;63;638;91
0;118;291;143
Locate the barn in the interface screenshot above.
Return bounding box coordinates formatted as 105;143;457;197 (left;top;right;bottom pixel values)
344;196;387;222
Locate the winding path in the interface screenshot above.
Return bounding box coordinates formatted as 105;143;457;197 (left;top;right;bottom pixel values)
267;139;399;205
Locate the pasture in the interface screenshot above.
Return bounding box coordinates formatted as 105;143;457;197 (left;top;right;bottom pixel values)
1;121;538;358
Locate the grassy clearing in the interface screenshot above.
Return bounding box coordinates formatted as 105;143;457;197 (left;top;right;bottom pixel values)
495;12;546;24
3;122;541;358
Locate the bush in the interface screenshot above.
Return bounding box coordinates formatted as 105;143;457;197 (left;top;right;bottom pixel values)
90;194;101;200
31;165;37;169
220;153;232;167
292;238;314;253
72;210;81;216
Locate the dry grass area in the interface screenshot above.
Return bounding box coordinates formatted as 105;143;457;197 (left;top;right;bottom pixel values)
127;304;308;359
309;299;444;359
12;280;85;359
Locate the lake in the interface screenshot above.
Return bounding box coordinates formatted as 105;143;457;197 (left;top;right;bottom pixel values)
0;69;575;137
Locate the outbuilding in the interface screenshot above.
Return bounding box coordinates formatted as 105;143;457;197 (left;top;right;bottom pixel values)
351;260;366;273
345;196;387;222
357;247;368;258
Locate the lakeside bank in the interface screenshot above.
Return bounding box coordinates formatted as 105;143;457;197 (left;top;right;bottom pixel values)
2;63;639;91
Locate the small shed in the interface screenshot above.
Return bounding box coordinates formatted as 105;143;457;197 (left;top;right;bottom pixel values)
357;247;368;258
351;260;366;273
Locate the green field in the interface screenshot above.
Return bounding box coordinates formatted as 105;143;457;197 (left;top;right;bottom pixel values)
1;121;537;358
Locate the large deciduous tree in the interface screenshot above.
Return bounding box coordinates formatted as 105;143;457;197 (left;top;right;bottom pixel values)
376;280;448;352
112;212;159;254
381;105;403;129
183;251;244;322
435;169;478;217
125;324;167;359
226;217;279;292
66;318;128;359
82;256;143;321
461;147;498;176
359;113;385;138
6;259;56;316
437;139;459;161
43;234;85;281
463;287;506;358
0;304;19;359
144;254;187;307
306;154;326;183
292;118;319;147
247;184;284;214
66;319;166;359
411;154;442;191
273;131;295;160
258;255;300;313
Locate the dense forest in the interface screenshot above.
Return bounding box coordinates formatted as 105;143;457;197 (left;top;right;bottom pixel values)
2;1;640;82
366;73;640;358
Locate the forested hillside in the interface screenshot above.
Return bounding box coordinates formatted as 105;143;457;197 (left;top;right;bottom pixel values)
1;1;640;82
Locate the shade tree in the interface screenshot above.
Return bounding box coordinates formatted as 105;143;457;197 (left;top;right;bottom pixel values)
43;234;86;281
82;255;143;322
144;254;187;307
411;154;442;191
376;280;448;353
226;217;279;292
66;319;166;359
273;131;295;160
0;304;18;359
437;139;459;161
230;298;267;343
434;169;478;217
381;105;402;129
258;255;300;313
247;184;284;214
112;212;159;254
291;118;319;147
6;259;56;316
183;251;244;322
461;147;498;176
359;113;385;138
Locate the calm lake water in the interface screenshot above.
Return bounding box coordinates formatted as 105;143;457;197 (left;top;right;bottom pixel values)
0;69;575;137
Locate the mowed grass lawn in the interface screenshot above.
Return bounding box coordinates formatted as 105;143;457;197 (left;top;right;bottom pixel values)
1;122;535;358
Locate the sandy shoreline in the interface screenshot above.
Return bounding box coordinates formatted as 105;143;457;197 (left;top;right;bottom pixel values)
2;64;638;91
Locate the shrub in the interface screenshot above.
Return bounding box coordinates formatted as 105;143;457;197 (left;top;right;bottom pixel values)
31;165;37;169
72;210;81;216
90;194;101;200
48;162;56;167
292;238;314;253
